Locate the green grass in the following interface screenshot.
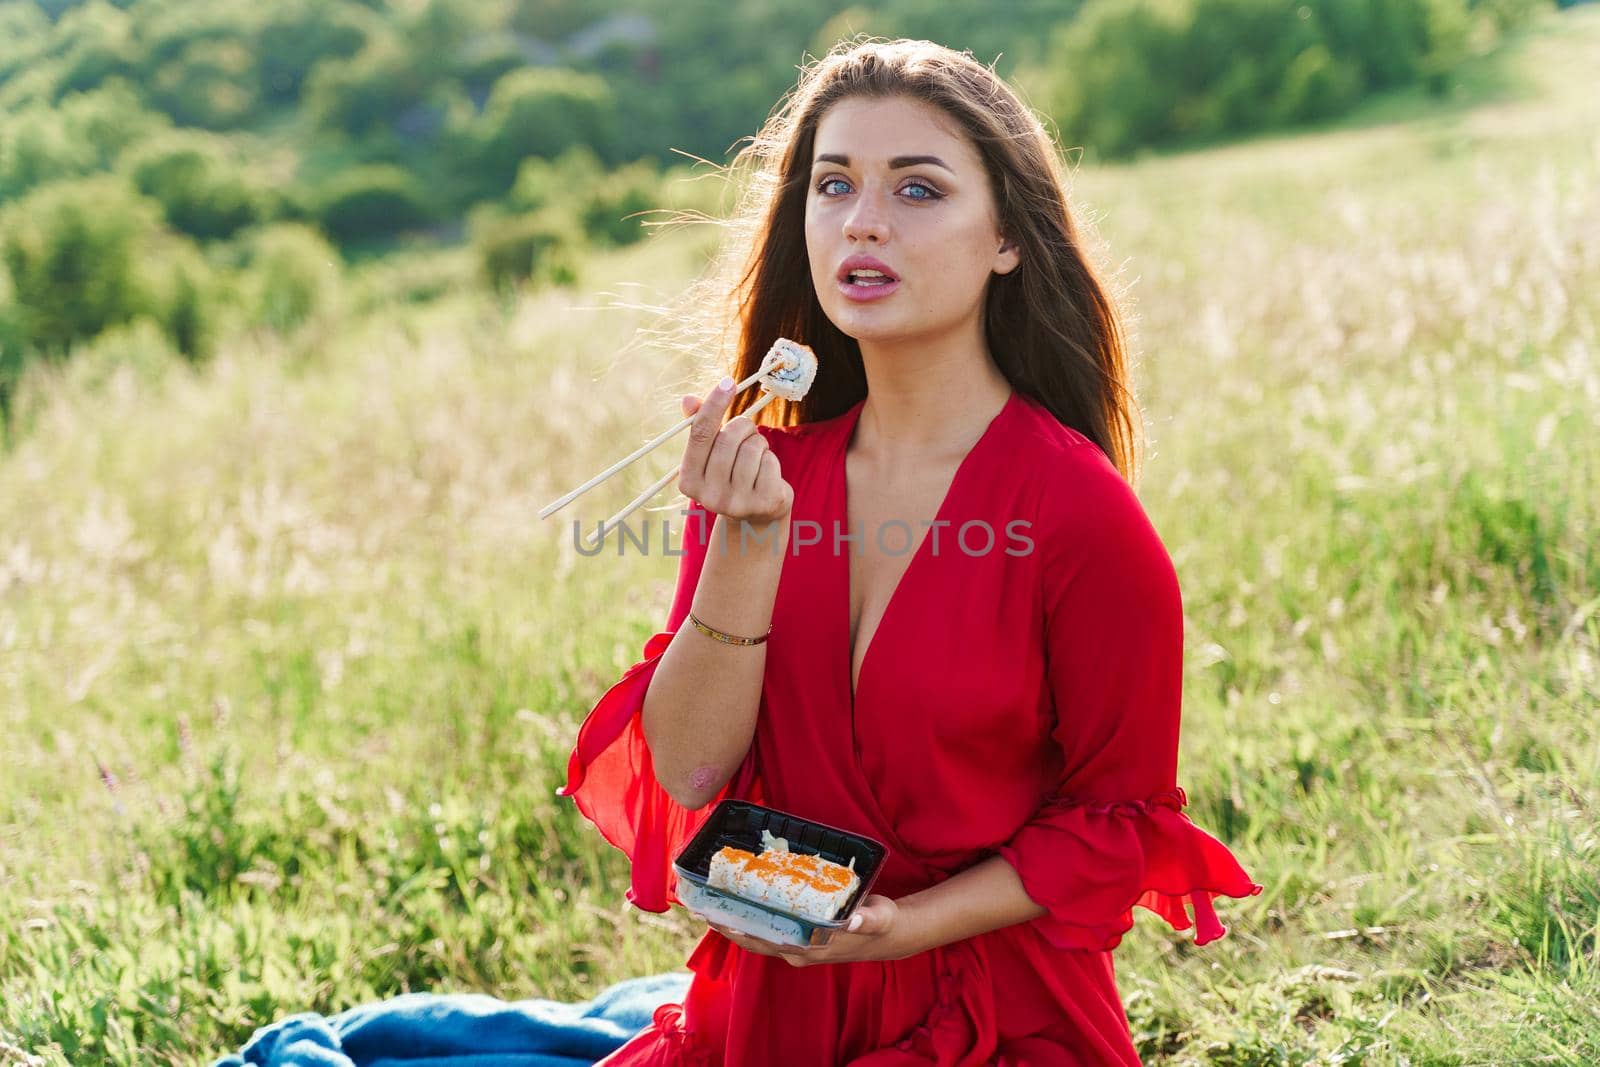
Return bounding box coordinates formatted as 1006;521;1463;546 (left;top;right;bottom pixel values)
3;7;1599;1064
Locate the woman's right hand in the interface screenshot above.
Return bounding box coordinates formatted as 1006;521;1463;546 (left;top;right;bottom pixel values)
678;377;793;530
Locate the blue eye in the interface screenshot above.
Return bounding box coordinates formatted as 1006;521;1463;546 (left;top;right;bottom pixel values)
812;176;943;201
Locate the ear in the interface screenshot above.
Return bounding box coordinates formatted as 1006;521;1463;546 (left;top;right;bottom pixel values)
993;234;1021;277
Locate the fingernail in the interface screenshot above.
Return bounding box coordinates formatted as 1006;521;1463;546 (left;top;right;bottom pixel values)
718;376;734;392
847;914;863;932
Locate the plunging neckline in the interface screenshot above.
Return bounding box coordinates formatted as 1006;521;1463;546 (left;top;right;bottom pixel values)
838;389;1019;717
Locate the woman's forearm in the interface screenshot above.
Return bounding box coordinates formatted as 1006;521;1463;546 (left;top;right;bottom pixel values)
642;512;789;809
896;855;1049;954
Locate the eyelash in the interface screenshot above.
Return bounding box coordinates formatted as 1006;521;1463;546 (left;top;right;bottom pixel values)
814;176;944;202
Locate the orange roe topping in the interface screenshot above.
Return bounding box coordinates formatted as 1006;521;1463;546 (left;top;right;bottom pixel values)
715;845;854;893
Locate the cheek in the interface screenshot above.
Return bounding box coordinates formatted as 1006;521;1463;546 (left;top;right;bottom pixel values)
805;217;833;288
919;218;998;300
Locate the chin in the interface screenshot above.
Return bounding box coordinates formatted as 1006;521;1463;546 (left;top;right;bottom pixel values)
834;319;902;343
827;308;945;348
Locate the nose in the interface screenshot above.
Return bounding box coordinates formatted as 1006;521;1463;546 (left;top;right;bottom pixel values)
842;189;889;244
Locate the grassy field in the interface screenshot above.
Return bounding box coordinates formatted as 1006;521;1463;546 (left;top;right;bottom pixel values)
2;7;1598;1065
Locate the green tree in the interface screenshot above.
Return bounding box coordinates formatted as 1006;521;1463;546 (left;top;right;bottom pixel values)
145;37;259;127
469;204;580;290
1033;0;1528;159
401;0;483;84
50;1;137;98
1271;42;1363;126
473;67;617;191
0;106;98;200
121;130;266;240
311;164;432;243
303;34;426;135
0;81;169;200
0;175;161;353
242;222;344;333
509;0;614;39
256;1;372;104
149;236;216;359
1042;0;1190;157
0;3;52;86
510;147;665;247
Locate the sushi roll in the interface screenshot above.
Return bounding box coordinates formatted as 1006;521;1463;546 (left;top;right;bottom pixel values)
759;339;818;402
707;828;860;922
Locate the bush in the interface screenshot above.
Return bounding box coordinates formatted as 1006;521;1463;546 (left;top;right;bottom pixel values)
0;295;26;429
509;147;665;248
149;237;216;359
1414;0;1474;92
0;4;51;87
347;245;475;311
60;78;171;163
60;315;186;396
469;205;580;291
1478;0;1550;30
0;105;98;201
311;163;432;243
1272;42;1363;126
1042;0;1190;158
50;0;137;98
241;223;344;333
581;160;662;247
1183;0;1324;134
472;67;618;192
0;175;163;354
256;0;372;105
121;130;267;241
507;146;599;215
0;80;168;201
144;37;259;128
1036;0;1547;159
303;34;425;136
400;0;483;85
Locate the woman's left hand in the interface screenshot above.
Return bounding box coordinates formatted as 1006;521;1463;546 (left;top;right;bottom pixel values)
689;894;920;965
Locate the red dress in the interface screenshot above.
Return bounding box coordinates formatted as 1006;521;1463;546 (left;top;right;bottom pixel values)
557;389;1262;1065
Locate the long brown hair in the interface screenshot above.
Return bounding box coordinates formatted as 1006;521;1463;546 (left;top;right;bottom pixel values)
666;37;1143;483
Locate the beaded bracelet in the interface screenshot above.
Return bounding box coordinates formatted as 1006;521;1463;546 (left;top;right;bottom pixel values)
687;610;772;646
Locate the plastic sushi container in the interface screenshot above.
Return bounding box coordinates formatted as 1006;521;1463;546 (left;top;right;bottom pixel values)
673;799;889;948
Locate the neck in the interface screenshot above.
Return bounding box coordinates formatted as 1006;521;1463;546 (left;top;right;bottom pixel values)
853;320;1013;464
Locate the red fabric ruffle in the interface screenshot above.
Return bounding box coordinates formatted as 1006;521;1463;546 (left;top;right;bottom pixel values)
555;629;761;914
995;786;1262;952
594;1002;718;1067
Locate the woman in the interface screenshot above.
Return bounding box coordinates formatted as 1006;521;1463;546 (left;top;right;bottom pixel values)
556;38;1262;1065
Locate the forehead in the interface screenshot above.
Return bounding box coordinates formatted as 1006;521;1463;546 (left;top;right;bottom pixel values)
812;95;975;168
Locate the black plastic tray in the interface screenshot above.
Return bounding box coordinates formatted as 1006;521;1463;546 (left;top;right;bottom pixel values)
672;799;889;947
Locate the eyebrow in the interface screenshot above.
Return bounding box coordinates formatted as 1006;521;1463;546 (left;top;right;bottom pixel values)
813;153;956;175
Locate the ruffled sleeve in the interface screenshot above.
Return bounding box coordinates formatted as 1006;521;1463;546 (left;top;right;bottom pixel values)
996;442;1262;952
555;496;763;914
